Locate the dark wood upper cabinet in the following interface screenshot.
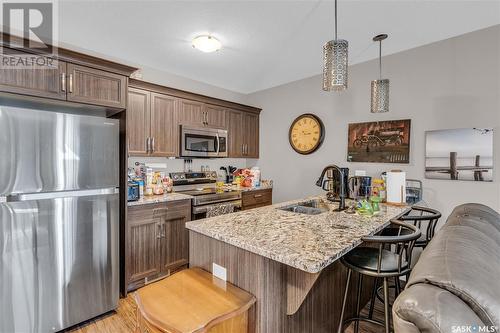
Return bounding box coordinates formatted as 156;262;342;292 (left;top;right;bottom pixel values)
150;93;178;157
127;88;179;158
127;88;151;156
227;110;243;157
205;104;227;128
0;51;67;100
0;36;136;110
66;63;127;108
178;99;205;126
127;79;261;159
226;109;259;158
243;112;259;158
178;100;226;129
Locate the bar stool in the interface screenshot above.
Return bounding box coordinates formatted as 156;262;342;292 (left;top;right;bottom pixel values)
337;220;421;333
368;206;442;316
398;206;441;250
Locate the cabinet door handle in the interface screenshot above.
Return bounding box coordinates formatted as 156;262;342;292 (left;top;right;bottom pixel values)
161;223;166;238
68;74;73;93
151;137;155;153
61;73;66;92
127;138;130;157
153;207;168;217
146;137;150;154
254;194;262;198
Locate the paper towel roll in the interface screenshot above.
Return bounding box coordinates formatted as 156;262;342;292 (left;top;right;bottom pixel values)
386;171;406;204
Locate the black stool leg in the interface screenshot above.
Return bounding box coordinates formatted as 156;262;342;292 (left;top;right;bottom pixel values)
355;273;363;333
368;277;378;319
337;268;352;333
383;277;390;333
395;277;401;297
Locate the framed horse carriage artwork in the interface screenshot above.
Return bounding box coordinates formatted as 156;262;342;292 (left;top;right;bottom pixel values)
347;119;411;163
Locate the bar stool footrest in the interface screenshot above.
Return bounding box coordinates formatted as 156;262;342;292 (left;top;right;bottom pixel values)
340;316;386;332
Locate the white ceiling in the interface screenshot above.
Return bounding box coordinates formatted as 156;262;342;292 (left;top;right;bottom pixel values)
57;1;500;94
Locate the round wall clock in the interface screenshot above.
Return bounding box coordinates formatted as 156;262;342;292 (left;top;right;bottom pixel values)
288;113;325;155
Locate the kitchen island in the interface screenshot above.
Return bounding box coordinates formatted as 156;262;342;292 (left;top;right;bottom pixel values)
186;196;408;333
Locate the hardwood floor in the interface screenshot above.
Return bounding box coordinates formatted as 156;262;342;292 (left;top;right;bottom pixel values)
65;284;397;333
345;283;398;333
65;296;137;333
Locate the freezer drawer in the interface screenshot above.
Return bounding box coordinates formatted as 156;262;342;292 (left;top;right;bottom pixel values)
0;192;119;333
0;105;119;195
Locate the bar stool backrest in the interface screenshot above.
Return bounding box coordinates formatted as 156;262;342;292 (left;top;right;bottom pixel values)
399;206;442;246
362;221;421;276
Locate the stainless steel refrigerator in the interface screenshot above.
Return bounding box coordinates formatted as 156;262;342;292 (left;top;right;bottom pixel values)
0;105;120;332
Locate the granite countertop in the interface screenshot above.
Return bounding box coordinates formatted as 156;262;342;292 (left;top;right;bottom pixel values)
128;185;271;206
186;196;409;273
127;193;193;206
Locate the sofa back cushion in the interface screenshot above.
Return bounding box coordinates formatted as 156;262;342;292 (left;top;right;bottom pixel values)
407;203;500;327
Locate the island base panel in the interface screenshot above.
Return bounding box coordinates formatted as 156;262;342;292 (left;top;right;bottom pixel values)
189;231;376;333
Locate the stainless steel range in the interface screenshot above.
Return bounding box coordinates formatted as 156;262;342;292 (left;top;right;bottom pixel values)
170;172;241;219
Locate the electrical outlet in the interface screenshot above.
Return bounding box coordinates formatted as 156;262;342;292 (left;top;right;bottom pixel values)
212;262;227;281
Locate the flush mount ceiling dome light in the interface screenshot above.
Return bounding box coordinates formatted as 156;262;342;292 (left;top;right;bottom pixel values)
323;0;349;91
371;34;389;113
192;35;221;53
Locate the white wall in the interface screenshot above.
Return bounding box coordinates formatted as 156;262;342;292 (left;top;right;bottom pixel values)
245;25;500;221
137;65;248;104
128;156;248;177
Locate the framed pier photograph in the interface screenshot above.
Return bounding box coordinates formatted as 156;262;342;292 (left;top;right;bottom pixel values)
425;128;493;182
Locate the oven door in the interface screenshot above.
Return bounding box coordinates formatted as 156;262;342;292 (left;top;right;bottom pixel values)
181;126;227;157
192;200;242;220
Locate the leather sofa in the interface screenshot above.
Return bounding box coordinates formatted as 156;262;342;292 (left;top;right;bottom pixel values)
392;203;500;333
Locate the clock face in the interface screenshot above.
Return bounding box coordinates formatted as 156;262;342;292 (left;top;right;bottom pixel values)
289;113;325;154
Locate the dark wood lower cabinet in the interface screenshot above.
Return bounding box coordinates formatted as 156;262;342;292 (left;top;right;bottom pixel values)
126;199;191;292
241;188;273;210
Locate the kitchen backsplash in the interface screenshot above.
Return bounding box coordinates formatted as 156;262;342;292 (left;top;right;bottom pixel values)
128;157;250;176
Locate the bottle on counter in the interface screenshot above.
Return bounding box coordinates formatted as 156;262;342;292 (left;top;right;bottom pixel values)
146;167;154;186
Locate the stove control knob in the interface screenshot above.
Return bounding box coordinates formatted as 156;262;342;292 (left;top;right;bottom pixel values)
172;174;179;180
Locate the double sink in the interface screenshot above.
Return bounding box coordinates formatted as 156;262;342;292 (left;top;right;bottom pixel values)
279;199;330;215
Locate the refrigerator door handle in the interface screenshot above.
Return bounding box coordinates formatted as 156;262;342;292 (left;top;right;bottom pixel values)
6;187;119;202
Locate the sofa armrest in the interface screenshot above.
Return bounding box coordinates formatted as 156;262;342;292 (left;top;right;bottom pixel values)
393;284;485;333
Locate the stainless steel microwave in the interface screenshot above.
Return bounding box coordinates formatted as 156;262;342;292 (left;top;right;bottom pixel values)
180;125;228;157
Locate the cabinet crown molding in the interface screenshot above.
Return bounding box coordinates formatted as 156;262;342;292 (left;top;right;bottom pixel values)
1;32;138;76
129;78;261;115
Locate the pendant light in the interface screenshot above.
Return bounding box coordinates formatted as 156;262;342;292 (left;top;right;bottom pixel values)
371;34;389;113
322;0;348;91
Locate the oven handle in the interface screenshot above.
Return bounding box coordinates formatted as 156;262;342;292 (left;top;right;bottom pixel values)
193;200;242;214
216;133;220;156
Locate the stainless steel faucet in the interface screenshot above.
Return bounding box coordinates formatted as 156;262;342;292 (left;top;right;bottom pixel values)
316;165;347;211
